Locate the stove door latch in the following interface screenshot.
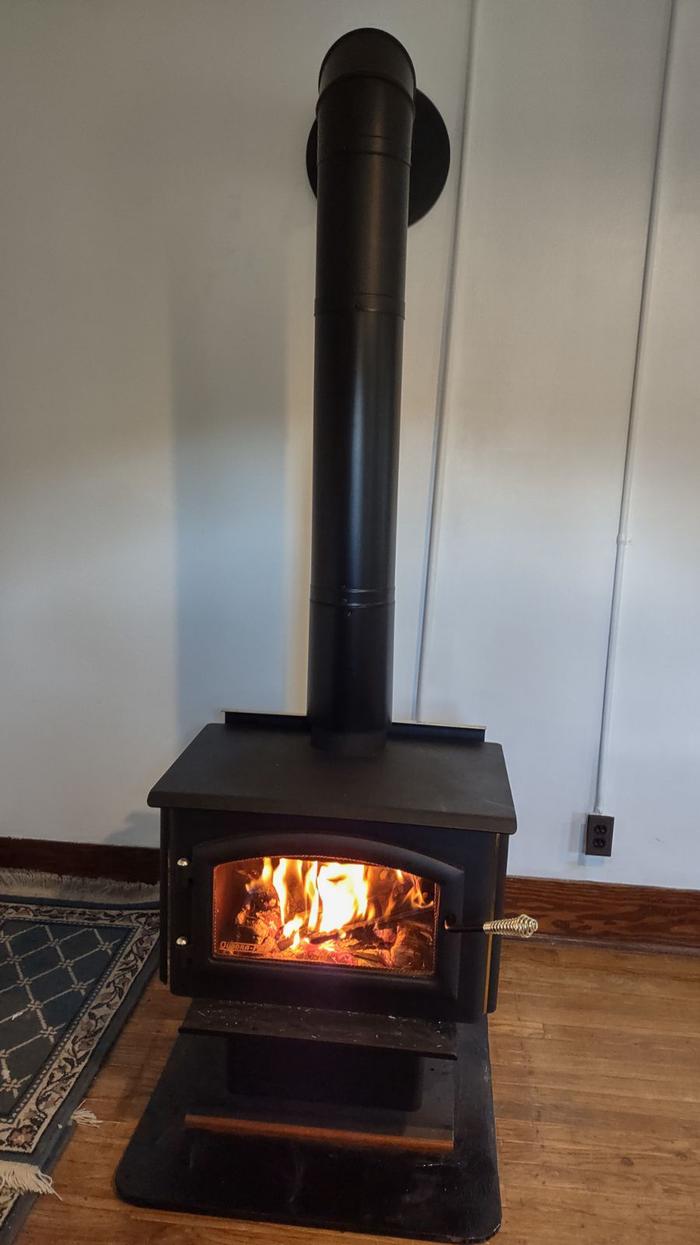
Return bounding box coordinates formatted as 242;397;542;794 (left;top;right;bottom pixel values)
445;914;538;939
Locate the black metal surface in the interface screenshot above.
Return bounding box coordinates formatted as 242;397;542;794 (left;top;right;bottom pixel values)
225;1034;425;1111
223;710;486;744
181;998;457;1058
306;89;451;227
487;832;509;1013
148;722;516;833
163;809;504;1022
151;717;515;1019
186;1055;455;1147
116;1022;501;1242
307;29;415;754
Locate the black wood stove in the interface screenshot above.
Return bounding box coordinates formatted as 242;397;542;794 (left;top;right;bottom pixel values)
117;28;533;1243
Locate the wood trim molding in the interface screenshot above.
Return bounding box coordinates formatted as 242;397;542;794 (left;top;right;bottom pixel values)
0;836;697;952
0;836;160;884
183;1113;453;1154
506;874;700;953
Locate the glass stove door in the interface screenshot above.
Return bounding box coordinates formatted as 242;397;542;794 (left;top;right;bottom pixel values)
212;854;439;977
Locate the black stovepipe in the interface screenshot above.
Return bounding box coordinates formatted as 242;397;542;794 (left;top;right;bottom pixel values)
307;28;415;756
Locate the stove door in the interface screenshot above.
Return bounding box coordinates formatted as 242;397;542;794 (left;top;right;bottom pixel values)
211;851;439;978
172;829;464;1020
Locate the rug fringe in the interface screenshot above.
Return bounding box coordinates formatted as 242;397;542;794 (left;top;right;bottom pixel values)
71;1106;102;1127
0;1161;59;1197
0;869;159;904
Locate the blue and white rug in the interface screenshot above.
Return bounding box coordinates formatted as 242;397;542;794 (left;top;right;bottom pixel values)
0;871;159;1242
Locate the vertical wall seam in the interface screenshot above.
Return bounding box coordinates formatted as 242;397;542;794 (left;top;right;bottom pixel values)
592;0;677;814
411;0;479;721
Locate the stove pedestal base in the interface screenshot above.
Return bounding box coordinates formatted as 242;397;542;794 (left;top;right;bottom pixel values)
116;1018;501;1243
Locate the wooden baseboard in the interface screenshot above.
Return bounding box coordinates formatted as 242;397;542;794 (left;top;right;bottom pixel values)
0;835;160;883
506;874;699;953
0;836;697;951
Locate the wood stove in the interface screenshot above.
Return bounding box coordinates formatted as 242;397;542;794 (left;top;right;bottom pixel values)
154;715;513;1023
117;28;532;1243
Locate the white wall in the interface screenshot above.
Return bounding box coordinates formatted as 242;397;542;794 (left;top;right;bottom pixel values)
0;0;471;846
603;0;700;889
1;0;698;888
420;0;678;885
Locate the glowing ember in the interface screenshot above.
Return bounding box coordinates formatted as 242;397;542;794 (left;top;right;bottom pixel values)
213;856;437;976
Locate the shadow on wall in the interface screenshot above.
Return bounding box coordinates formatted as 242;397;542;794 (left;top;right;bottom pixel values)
107;812;160;848
163;101;314;744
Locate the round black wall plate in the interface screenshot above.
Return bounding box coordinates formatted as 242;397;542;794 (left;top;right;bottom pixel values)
305;89;450;226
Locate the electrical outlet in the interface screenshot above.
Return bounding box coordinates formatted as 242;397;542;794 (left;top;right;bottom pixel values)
585;814;614;857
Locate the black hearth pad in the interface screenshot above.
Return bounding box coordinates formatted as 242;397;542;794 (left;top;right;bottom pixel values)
115;1021;501;1243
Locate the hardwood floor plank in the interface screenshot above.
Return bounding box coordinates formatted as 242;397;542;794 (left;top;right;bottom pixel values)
16;941;700;1245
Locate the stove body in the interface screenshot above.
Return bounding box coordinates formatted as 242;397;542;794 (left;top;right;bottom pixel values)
156;716;514;1024
119;715;514;1240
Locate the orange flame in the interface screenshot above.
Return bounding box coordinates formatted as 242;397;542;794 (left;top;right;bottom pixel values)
269;858;373;942
257;856;430;949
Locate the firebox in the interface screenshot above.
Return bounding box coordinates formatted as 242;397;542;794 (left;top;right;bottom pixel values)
117;27;534;1245
214;856;438;976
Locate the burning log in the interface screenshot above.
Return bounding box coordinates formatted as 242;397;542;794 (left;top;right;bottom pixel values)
306;900;428;946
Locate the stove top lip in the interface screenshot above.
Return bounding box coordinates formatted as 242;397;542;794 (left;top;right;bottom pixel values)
148;716;517;836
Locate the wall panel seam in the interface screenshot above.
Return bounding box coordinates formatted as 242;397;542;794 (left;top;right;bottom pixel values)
412;0;479;722
592;0;677;815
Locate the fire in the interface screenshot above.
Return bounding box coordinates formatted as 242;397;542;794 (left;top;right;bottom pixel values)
271;858;373;942
216;855;437;976
262;856;434;950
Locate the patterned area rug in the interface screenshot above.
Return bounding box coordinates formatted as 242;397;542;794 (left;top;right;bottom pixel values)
0;871;159;1243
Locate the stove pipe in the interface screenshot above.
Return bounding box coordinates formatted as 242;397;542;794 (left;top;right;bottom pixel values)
307;29;415;756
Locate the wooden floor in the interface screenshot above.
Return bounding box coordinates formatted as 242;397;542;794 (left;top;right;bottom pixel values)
18;941;700;1245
